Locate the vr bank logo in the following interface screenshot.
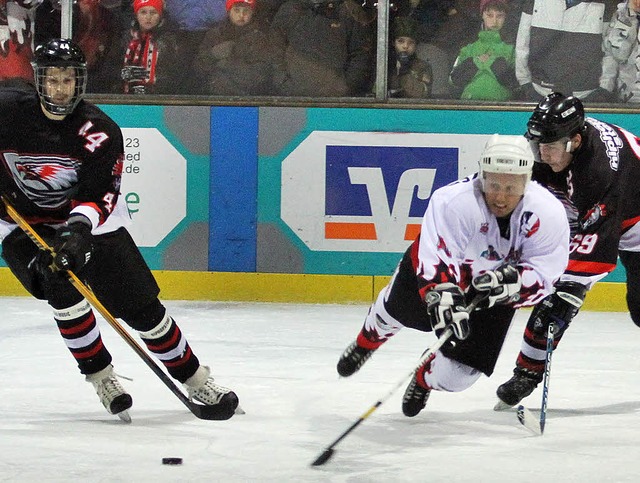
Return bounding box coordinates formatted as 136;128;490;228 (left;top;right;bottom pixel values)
281;131;488;252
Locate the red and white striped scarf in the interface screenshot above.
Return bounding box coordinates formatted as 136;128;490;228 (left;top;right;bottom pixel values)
123;30;158;93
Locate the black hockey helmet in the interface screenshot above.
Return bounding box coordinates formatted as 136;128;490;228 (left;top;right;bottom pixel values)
525;92;585;144
31;38;87;116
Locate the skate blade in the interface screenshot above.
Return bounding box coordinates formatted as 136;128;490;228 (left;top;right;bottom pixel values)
234;405;246;415
116;410;132;423
493;400;514;411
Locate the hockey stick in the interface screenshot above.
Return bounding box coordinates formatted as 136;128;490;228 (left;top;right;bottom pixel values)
2;196;234;421
311;291;489;467
516;321;555;435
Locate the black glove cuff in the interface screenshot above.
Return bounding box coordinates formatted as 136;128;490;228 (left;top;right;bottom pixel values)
67;214;92;231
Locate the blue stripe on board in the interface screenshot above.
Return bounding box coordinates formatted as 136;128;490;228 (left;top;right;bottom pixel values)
209;107;258;271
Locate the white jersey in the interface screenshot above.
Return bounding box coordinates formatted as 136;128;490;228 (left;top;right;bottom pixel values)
417;175;570;308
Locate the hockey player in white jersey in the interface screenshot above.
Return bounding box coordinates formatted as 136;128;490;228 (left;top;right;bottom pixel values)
336;134;570;417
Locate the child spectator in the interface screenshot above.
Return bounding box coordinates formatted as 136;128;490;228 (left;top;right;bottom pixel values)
601;0;640;103
387;16;432;98
193;0;272;95
119;0;182;94
449;0;516;101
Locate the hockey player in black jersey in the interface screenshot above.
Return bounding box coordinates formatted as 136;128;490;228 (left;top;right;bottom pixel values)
495;92;640;409
0;39;239;421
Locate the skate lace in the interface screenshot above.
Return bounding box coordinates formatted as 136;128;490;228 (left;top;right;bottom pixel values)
94;373;128;407
188;378;231;406
343;342;373;370
403;376;430;404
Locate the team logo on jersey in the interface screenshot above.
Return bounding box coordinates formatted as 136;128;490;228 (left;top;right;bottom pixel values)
581;203;607;230
520;211;540;238
2;152;79;209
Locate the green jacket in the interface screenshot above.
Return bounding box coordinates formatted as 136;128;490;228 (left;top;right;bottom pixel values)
450;29;515;101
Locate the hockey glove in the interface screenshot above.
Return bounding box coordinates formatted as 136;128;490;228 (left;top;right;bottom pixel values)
530;281;587;335
425;283;471;340
52;215;93;272
472;264;521;308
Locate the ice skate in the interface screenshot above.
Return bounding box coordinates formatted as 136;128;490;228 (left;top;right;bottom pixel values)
337;341;376;377
184;366;241;420
402;374;431;417
86;364;133;422
494;367;542;410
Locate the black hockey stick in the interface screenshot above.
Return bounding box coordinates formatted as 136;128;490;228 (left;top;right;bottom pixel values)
517;321;555;435
311;291;489;467
2;196;235;421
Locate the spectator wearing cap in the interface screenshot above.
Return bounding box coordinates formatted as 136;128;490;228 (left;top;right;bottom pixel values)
449;0;516;100
116;0;183;94
193;0;272;95
387;16;432;98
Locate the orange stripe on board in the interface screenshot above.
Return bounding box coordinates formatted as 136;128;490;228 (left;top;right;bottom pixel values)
404;224;421;241
325;222;377;240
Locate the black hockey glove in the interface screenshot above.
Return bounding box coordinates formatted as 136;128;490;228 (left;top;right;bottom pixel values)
51;215;94;272
121;65;148;82
425;283;471;340
529;281;587;335
472;264;521;308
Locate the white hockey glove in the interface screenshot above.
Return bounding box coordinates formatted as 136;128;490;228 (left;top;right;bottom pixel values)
472;264;521;308
425;283;471;340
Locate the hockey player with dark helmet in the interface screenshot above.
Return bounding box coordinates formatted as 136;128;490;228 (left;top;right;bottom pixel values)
31;38;87;117
525;92;586;168
1;38;240;421
495;91;640;410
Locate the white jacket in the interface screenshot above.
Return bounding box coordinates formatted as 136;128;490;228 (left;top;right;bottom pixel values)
601;2;640;102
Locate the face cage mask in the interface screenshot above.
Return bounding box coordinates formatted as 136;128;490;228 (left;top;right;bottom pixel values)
34;65;88;116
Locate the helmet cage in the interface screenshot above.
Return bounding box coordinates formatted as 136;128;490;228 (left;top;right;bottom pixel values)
32;39;87;116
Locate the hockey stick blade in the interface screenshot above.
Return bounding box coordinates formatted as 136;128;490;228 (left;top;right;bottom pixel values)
311;449;335;467
516;405;542;435
188;399;239;421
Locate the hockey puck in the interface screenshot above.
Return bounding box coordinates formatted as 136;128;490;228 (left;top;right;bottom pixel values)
162;457;183;465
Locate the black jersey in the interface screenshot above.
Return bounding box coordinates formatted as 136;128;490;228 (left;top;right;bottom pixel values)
532;117;640;286
0;80;124;228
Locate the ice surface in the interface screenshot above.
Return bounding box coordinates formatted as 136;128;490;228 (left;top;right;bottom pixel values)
0;297;638;482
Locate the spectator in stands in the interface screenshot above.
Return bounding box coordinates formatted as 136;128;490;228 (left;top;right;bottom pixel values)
118;0;182;94
601;0;640;103
0;0;42;83
513;0;616;102
387;16;432;98
194;0;272;95
269;0;374;97
449;0;516;100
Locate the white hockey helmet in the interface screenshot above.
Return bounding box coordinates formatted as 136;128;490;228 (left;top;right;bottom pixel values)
479;134;535;185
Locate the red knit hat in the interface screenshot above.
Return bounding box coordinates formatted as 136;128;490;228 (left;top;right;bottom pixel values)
133;0;164;15
226;0;256;11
